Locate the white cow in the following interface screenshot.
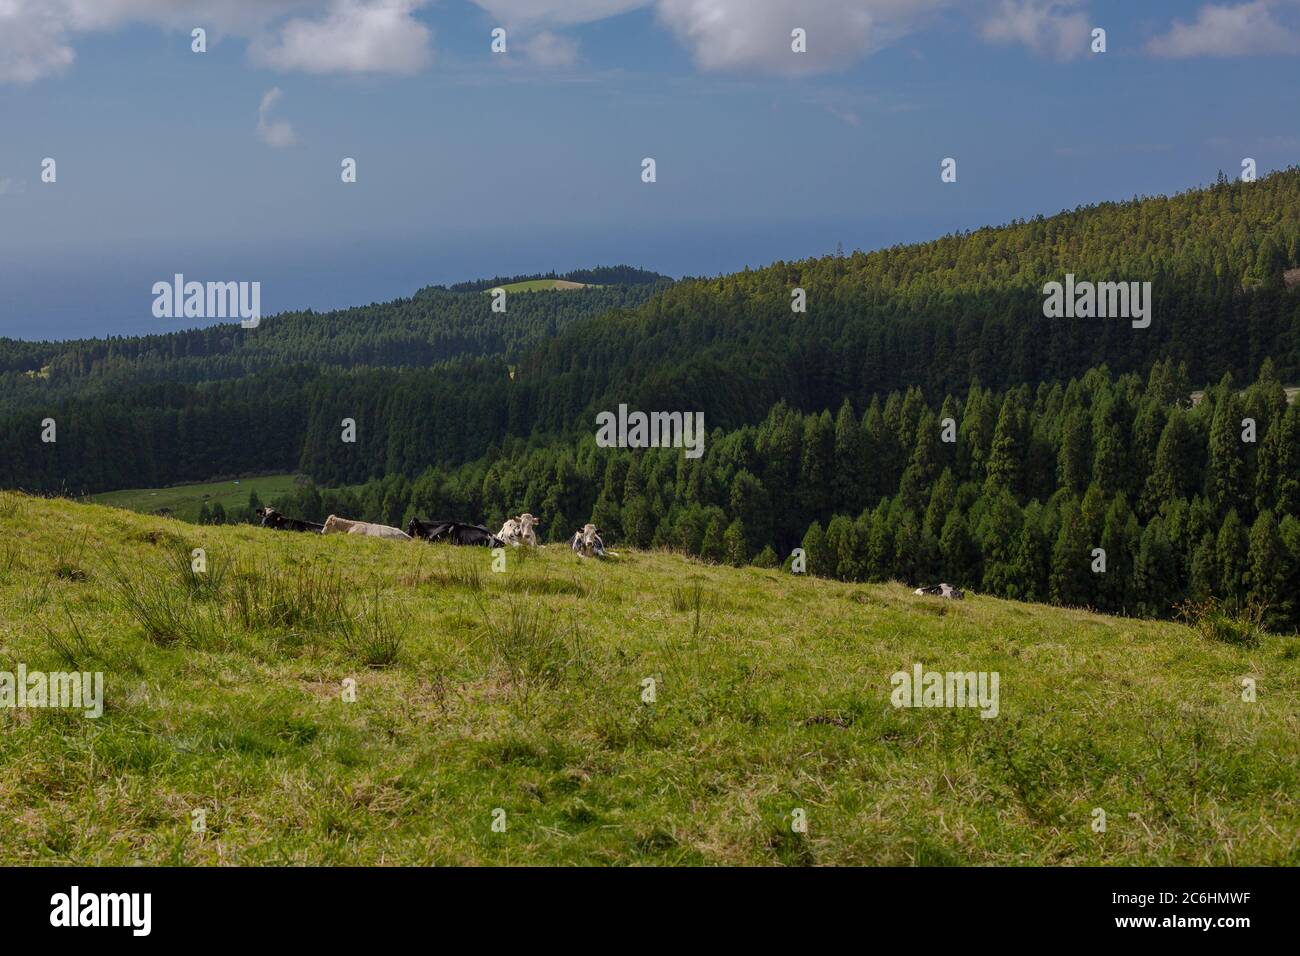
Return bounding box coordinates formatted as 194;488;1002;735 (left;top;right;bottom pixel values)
322;515;411;540
497;517;521;545
570;523;607;558
498;513;540;547
516;513;540;547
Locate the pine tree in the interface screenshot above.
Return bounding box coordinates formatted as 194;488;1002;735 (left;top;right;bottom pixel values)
700;515;726;564
984;392;1024;498
923;468;958;541
801;521;829;577
1246;510;1286;629
622;495;654;548
1097;495;1135;612
1216;509;1248;609
980;490;1024;597
831;399;866;515
1144;407;1198;513
839;514;870;581
799;411;835;524
1188;533;1217;603
723;519;748;567
1057;407;1091;495
1050;499;1091;606
1207;379;1246;517
1133;517;1176;616
939;510;977;587
865;502;894;582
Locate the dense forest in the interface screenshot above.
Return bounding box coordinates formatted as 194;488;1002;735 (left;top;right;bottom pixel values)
258;358;1300;631
0;271;670;411
3;173;1299;626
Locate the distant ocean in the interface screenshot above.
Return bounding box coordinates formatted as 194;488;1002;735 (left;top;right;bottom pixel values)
0;215;957;342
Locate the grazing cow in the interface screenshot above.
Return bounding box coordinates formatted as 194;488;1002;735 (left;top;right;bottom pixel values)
322;514;411;540
914;583;965;600
257;507;325;533
408;518;503;548
570;523;608;558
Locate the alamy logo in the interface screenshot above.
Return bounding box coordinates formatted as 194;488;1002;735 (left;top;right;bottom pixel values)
595;404;705;459
890;663;999;718
50;886;151;936
152;274;261;328
0;665;102;718
1042;274;1151;329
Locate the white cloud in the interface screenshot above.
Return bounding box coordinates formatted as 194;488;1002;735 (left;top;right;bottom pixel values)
653;0;952;75
256;86;297;147
520;30;579;66
251;0;434;75
469;1;649;26
1147;1;1300;58
0;0;424;83
980;0;1091;61
0;1;77;83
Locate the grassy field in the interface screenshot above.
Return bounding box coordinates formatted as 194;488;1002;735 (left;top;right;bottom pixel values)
490;279;592;293
1;492;1297;865
86;474;301;523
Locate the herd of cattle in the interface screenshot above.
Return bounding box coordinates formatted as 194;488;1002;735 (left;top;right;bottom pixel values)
255;507;610;558
252;509;970;598
253;509;967;593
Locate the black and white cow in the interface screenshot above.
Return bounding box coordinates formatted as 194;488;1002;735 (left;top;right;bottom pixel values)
913;583;965;600
408;518;504;548
256;507;325;533
570;523;608;558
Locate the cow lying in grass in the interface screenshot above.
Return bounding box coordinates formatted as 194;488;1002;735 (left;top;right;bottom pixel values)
570;523;608;558
914;583;965;599
407;518;503;548
256;507;324;533
497;513;540;547
322;514;411;540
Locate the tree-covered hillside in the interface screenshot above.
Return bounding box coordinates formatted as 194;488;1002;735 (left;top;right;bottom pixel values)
3;173;1299;625
0;274;670;411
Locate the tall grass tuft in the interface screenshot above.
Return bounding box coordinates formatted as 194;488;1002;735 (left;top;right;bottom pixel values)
337;588;406;668
226;561;349;632
402;552;484;591
670;581;707;640
109;567;204;647
1177;598;1266;648
474;595;586;690
38;611;98;668
167;544;226;599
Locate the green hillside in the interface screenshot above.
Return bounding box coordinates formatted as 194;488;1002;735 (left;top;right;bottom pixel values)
86;474;301;523
491;279;593;293
1;493;1295;865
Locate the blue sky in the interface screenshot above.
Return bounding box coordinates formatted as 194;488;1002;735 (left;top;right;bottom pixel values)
1;0;1298;340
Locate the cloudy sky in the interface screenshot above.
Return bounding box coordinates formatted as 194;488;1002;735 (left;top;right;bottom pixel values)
1;0;1298;339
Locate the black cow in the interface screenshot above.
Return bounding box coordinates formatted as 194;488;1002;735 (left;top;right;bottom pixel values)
407;518;503;548
257;507;325;533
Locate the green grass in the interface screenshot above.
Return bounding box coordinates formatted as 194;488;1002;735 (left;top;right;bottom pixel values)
1;491;1297;865
488;279;594;293
85;474;301;523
